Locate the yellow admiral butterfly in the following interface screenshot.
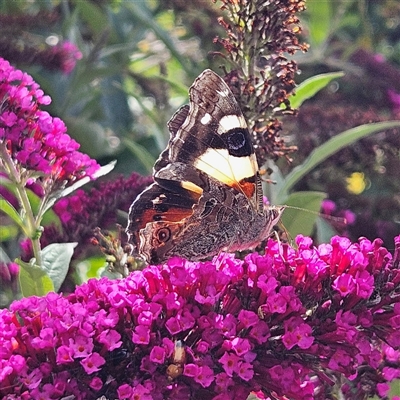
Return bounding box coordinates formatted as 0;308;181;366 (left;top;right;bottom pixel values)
127;70;284;264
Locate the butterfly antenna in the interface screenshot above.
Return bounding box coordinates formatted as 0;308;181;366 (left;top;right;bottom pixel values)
284;205;347;224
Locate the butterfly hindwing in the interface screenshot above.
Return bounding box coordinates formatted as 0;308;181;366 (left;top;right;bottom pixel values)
126;180;200;256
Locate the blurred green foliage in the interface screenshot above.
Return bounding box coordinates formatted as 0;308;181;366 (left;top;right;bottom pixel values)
0;0;225;177
2;0;398;181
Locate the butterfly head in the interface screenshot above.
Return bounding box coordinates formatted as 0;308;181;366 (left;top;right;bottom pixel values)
266;205;286;228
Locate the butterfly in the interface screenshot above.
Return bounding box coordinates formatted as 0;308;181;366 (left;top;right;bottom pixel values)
126;69;284;265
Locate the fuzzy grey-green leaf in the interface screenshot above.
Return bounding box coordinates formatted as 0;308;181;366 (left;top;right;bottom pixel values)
18;260;55;297
41;243;78;292
0;198;26;235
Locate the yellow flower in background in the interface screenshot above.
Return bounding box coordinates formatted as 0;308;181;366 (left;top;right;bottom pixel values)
346;172;367;195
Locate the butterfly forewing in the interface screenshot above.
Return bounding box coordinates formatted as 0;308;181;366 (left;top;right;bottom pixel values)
165;70;261;209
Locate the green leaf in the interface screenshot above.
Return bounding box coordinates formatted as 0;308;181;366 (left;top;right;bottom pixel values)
76;256;108;283
0;198;28;236
0;176;61;230
0;247;11;264
389;379;400;397
277;121;400;202
41;243;78;292
0;225;19;242
18;259;55;297
123;138;157;173
305;0;332;46
315;216;337;244
158;74;193;97
126;85;169;152
263;160;288;206
74;0;110;38
63;116;112;159
289;72;345;109
127;2;193;75
0;180;62;232
25;190;61;230
281;191;327;238
45;161;116;214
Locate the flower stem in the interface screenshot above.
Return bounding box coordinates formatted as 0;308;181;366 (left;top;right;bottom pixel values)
0;143;43;267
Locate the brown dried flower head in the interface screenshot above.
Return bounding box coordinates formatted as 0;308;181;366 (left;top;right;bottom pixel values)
214;0;308;165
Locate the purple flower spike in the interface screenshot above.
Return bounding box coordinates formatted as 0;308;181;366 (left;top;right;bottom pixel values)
0;57;100;189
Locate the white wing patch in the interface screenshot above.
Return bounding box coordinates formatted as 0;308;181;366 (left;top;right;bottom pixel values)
216;89;229;97
218;114;247;134
200;113;212;125
194;148;257;184
181;180;203;195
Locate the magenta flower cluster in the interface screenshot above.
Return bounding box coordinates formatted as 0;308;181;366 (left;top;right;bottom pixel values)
1;235;400;399
0;57;99;185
